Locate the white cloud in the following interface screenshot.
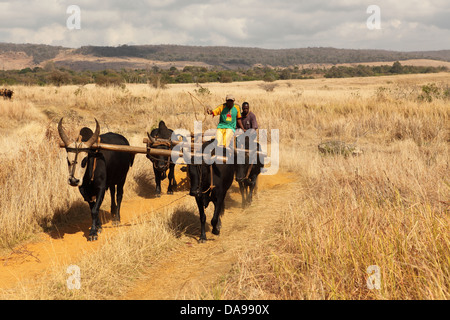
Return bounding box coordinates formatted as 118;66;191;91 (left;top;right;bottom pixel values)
3;23;67;46
0;0;449;50
391;19;402;29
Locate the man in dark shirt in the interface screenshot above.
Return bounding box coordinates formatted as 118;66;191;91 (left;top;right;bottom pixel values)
239;102;258;132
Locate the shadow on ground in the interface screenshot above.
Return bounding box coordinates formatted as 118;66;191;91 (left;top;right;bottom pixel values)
167;206;212;242
40;200;113;241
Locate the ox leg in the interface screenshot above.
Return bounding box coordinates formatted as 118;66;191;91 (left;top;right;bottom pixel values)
211;195;225;236
88;188;105;241
110;184;122;226
167;165;175;195
196;196;207;243
110;185;117;224
239;181;247;208
247;180;256;207
167;164;177;195
115;182;124;225
154;169;162;197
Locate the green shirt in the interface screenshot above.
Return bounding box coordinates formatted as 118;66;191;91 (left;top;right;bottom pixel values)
212;103;242;131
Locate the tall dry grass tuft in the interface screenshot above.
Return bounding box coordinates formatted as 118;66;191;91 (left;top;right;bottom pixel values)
0;122;81;247
0;99;45;125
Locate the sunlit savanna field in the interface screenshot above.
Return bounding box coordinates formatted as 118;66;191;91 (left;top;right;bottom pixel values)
0;72;448;299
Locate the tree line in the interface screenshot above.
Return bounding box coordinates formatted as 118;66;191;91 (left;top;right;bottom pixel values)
0;61;447;87
323;61;447;78
74;45;450;68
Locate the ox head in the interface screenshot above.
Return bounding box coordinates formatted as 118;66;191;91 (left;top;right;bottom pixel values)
58;118;100;187
187;140;217;197
188;162;211;197
146;121;172;175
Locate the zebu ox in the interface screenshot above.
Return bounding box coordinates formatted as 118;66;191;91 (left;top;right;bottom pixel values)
0;89;13;99
58;118;134;241
187;141;235;243
146;121;177;196
235;131;264;208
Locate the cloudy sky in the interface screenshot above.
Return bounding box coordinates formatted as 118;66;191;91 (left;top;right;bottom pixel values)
0;0;449;51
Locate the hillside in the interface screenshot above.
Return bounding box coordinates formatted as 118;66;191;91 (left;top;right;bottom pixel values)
1;43;450;71
72;45;450;68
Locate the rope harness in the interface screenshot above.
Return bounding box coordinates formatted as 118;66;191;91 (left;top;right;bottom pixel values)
244;163;254;181
194;163;215;195
146;136;173;172
66;135;83;180
65;136;100;182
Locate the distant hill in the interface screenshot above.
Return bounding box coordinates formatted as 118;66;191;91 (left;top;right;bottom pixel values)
1;42;450;71
0;43;65;64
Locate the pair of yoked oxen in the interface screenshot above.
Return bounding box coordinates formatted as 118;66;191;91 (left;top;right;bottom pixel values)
58;118;263;242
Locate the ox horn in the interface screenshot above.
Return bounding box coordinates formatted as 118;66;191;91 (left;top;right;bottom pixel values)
147;132;156;144
85;118;100;147
58;118;71;146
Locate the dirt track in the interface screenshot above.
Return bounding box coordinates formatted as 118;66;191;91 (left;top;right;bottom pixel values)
0;169;295;299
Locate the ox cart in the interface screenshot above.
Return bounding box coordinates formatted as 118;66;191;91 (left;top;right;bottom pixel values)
59;132;267;164
58;117;268;242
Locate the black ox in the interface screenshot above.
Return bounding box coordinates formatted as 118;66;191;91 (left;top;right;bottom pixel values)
0;89;13;99
146;121;177;196
58;118;134;241
235;135;264;208
187;141;235;243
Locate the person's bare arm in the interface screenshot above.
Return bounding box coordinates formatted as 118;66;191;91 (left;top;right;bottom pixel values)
237;119;245;131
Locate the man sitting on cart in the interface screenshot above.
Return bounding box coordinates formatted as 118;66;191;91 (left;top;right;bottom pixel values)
207;94;245;150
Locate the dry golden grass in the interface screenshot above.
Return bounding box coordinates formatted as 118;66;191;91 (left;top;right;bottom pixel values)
0;72;448;299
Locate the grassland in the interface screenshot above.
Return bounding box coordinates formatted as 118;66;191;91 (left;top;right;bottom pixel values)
0;72;448;299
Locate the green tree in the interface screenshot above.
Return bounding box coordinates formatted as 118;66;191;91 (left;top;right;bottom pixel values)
390;61;403;74
48;70;71;86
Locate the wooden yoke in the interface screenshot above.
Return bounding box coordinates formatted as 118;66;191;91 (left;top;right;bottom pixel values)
59;140;229;163
60;140;170;156
142;136;268;159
